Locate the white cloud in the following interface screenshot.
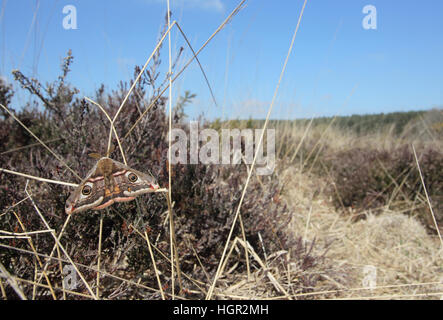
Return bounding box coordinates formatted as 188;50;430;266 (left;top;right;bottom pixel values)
229;99;270;118
190;0;224;12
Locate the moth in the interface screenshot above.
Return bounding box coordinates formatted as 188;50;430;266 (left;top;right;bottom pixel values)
65;156;159;214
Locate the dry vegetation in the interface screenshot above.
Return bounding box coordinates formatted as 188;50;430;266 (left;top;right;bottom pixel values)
0;6;442;300
214;114;443;299
0;44;342;299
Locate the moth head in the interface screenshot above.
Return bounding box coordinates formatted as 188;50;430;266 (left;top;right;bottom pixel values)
65;182;102;215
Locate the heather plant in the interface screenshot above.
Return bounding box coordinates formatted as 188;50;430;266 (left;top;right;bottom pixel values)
325;143;442;231
0;44;339;299
268;111;442;236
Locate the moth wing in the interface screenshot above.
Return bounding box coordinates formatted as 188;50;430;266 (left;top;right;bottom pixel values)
65;158;159;214
65;160;106;214
114;160;158;186
111;160;159;195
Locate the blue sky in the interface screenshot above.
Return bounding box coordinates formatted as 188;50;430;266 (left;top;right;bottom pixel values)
1;0;442;120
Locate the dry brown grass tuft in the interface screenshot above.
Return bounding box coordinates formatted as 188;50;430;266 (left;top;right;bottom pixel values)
281;165;443;299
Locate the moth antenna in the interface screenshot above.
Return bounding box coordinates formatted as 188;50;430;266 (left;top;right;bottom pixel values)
105;144;116;157
89;153;102;160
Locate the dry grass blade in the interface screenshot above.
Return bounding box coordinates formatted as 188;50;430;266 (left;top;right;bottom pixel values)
0;235;31;239
165;193;182;296
185;237;211;285
289;116;314;162
0;278;6;300
288;280;443;299
1;195;31;217
333;291;443;300
144;231;165;300
11;208;57;299
0;229;54;236
412;144;443;248
84;97;127;164
206;0;309;300
1;274;94;299
35;214;72;287
114;212;205;294
174;22;218;108
0;168;79;187
0;242;176;298
0;138;62;155
236;238;290;298
0;103;81;180
107;21;177;155
238;213;251;281
24;184;98;299
166;0;176;299
122;0;247;141
0;261;28;300
96;212;104;299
